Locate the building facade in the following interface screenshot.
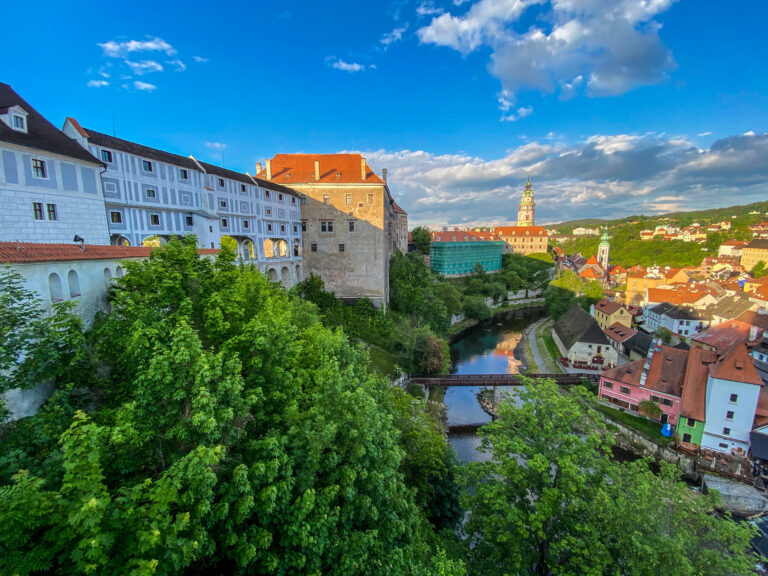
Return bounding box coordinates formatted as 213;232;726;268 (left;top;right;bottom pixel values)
256;154;406;308
429;231;503;276
741;239;768;273
0;83;110;245
62;118;303;288
494;226;548;255
592;299;633;330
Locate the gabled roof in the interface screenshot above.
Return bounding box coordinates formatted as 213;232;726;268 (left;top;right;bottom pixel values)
601;343;688;397
679;347;718;421
710;297;756;321
554;303;610;351
392;201;407;215
604;322;636;343
431;230;501;243
737;310;768;333
256;154;385;185
81;126;200;170
0;241;218;263
693;319;753;354
196;159;254;185
624;330;653;356
595;299;624;316
0;83;103;165
709;343;763;385
580;268;601;279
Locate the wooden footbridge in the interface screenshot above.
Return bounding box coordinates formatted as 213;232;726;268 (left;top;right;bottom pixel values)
407;372;599;387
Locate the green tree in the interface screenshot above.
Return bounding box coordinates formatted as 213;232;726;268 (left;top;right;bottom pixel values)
638;399;663;420
411;226;432;256
753;260;767;278
461;378;756;576
463;295;492;321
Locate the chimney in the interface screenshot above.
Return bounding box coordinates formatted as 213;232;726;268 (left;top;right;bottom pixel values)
256;161;262;174
266;159;272;180
750;325;759;341
361;157;367;181
314;160;320;181
382;168;388;183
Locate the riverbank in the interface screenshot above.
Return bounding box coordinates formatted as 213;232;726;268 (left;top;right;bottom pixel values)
448;300;546;341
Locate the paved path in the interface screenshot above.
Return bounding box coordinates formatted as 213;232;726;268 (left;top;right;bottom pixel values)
524;318;549;372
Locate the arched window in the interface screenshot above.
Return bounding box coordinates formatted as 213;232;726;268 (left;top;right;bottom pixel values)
295;264;302;282
293;239;301;257
68;270;81;298
103;267;113;289
116;266;124;278
281;266;290;289
48;273;63;302
268;268;278;282
263;238;275;259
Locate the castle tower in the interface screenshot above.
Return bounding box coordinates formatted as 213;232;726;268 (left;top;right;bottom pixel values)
517;177;535;227
597;224;610;270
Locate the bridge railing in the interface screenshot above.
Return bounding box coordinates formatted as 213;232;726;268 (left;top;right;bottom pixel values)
407;372;600;386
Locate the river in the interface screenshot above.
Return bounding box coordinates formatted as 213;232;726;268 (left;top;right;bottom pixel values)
444;307;545;462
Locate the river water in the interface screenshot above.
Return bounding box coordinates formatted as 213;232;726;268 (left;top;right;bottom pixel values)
444;307;545;462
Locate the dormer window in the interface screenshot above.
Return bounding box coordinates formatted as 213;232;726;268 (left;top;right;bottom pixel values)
12;115;26;131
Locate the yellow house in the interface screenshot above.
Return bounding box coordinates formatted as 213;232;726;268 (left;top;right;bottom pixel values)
592;299;633;330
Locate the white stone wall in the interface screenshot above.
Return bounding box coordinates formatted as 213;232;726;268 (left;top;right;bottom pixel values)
702;376;761;454
0;144;110;244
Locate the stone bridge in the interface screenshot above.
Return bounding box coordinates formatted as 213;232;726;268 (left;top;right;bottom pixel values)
407;372;599;387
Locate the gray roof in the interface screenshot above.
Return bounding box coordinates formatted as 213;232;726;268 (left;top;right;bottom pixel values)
0;83;104;165
197;160;254;185
83;127;200;170
648;302;700;321
747;239;768;250
710;296;755;321
624;331;653;356
554;302;610;351
751;430;768;460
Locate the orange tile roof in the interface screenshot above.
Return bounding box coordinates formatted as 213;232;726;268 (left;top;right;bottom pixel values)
604;322;636;343
595;299;624;316
585;255;600;266
601;343;688;397
580;268;601;279
754;387;768;428
679;347;718;421
646;286;711;306
709;343;763;385
65;116;88;138
256;154;385;185
693;320;753;354
431;231;500;242
494;226;548;237
0;242;217;263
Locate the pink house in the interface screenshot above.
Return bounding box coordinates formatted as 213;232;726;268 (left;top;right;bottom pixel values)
599;342;689;425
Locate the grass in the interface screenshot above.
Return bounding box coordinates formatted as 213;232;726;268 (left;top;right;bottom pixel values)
541;328;563;372
594;403;674;446
367;345;397;376
533;320;563;373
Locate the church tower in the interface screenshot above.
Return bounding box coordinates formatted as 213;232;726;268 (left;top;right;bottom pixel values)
517;177;535;227
597;224;610;270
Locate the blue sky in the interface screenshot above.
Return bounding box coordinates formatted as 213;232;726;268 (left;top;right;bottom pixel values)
3;0;768;225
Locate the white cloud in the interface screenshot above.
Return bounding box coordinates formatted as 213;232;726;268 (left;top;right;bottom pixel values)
193;55;209;63
205;142;227;150
133;81;157;92
416;1;444;17
166;59;186;71
326;57;369;72
382;24;409;46
98;37;176;58
418;0;677;108
87;80;109;88
125;60;163;75
357;131;768;226
454;0;471;5
697;131;712;137
497;89;515;111
501;105;533;122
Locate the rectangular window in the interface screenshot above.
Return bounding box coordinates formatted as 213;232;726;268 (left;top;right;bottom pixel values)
726;410;734;420
221;218;228;228
348;220;355;232
723;427;731;436
662;398;672;407
293;225;298;233
603;381;613;389
32;159;47;178
687;418;696;427
367;193;374;204
278;193;283;201
346;194;352;206
323;194;330;204
280;224;286;233
292;197;296;204
32;202;44;220
12;115;25;130
218;178;225;188
110;211;122;223
730;393;738;403
339;243;345;252
185;215;194;226
650;395;661;404
266;208;271;216
321;221;334;233
219;200;227;209
101;149;113;163
682;433;692;443
719;442;729;449
241;184;247;192
150;214;160;226
267;224;273;232
265;190;270;199
142;160;153;172
620;386;630;395
179;168;188;179
243;220;249;229
146;189;156;199
311;243;317;252
301;221;307;232
46;203;57;220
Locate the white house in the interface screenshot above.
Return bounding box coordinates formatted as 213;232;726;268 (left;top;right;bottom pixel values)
701;344;763;455
0;83;110;245
644;302;709;339
553;302;618;369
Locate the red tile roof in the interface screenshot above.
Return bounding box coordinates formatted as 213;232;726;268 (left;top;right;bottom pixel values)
679;347;718;421
495;226;548;237
595;299;623;316
65;116;88;138
256;154;385;185
580;268;601;279
692;320;753;354
601;343;688;397
709;343;763;385
392;201;407;215
604;322;636;343
0;242;218;263
431;231;499;242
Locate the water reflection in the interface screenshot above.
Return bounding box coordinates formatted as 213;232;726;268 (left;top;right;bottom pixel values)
445;307;545;462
